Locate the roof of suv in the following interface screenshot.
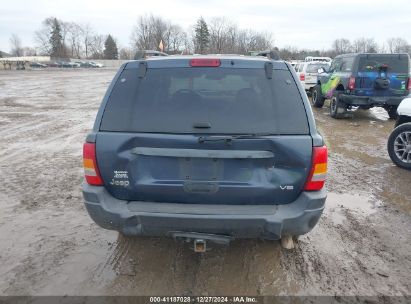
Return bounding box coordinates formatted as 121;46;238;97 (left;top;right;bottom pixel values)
335;53;410;58
124;55;289;69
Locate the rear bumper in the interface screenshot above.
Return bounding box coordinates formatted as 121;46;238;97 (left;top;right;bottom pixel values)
82;184;326;240
341;94;406;106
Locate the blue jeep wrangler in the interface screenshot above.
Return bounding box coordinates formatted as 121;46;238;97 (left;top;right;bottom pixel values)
82;56;327;248
312;53;410;119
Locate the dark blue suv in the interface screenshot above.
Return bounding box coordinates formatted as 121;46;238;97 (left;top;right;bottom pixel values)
82;56;327;246
312;53;410;119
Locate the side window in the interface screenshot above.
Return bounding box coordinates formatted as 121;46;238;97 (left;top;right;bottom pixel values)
294;64;300;72
341;57;354;72
330;59;342;73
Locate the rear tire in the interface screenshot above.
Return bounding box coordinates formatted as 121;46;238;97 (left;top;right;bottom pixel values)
387;123;411;170
330;92;346;119
312;85;325;108
385;106;398;120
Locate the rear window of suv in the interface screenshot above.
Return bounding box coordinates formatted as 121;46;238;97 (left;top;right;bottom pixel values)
358;55;409;73
306;63;329;73
100;66;309;134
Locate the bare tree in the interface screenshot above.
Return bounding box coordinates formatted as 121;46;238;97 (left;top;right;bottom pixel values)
89;34;105;59
59;20;71;54
332;38;352;55
9;34;23;56
352;38;377;53
208;17;233;53
131;15;153;50
130;15;186;53
119;47;133;59
131;15;165;51
34;27;51;55
386;37;410;53
205;18;273;54
67;22;83;58
252;32;273;51
81;24;94;58
164;24;186;53
278;45;300;60
34;17;58;55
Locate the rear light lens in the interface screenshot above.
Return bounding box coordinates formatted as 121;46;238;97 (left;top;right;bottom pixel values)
348;77;356;90
83;142;103;185
304;146;328;191
190;59;221;67
407;78;411;90
300;73;305;81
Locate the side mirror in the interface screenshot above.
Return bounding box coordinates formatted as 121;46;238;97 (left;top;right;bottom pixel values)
318;67;326;74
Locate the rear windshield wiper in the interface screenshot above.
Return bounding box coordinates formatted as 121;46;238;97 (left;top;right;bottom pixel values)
198;133;272;144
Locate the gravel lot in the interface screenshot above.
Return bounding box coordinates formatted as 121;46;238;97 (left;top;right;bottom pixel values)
0;69;410;298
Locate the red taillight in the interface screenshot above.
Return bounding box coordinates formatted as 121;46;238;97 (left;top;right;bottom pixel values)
407;78;411;90
300;73;305;81
83;142;103;185
348;76;356;90
189;59;221;67
304;146;328;191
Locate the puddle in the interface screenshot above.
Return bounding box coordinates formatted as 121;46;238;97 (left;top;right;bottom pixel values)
325;192;383;225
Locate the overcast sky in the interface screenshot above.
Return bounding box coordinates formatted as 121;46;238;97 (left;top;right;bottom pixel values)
1;0;410;53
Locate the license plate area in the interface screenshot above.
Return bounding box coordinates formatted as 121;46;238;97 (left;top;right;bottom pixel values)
180;157;220;181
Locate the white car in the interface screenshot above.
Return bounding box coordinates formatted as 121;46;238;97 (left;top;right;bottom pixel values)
387;97;411;170
304;56;332;63
89;61;104;68
294;61;331;93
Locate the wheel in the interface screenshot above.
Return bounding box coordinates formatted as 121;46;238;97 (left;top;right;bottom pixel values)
385;106;398;120
387;123;411;170
311;85;325;108
330;92;346;119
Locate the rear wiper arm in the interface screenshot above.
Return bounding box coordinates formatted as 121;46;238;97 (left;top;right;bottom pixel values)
198;133;271;144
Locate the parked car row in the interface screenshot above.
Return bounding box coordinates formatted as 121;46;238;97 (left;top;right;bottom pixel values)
30;61;104;68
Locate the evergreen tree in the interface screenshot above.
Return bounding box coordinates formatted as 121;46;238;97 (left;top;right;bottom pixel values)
104;35;118;59
49;18;64;58
194;17;210;54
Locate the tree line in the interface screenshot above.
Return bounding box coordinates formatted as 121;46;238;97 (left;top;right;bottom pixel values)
278;37;411;60
7;15;411;60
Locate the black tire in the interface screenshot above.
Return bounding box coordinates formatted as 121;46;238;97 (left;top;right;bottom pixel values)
312;85;325;108
387;122;411;170
385;106;398;120
330;92;346;119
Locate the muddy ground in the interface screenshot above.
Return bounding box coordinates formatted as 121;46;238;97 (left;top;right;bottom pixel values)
0;69;410;297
